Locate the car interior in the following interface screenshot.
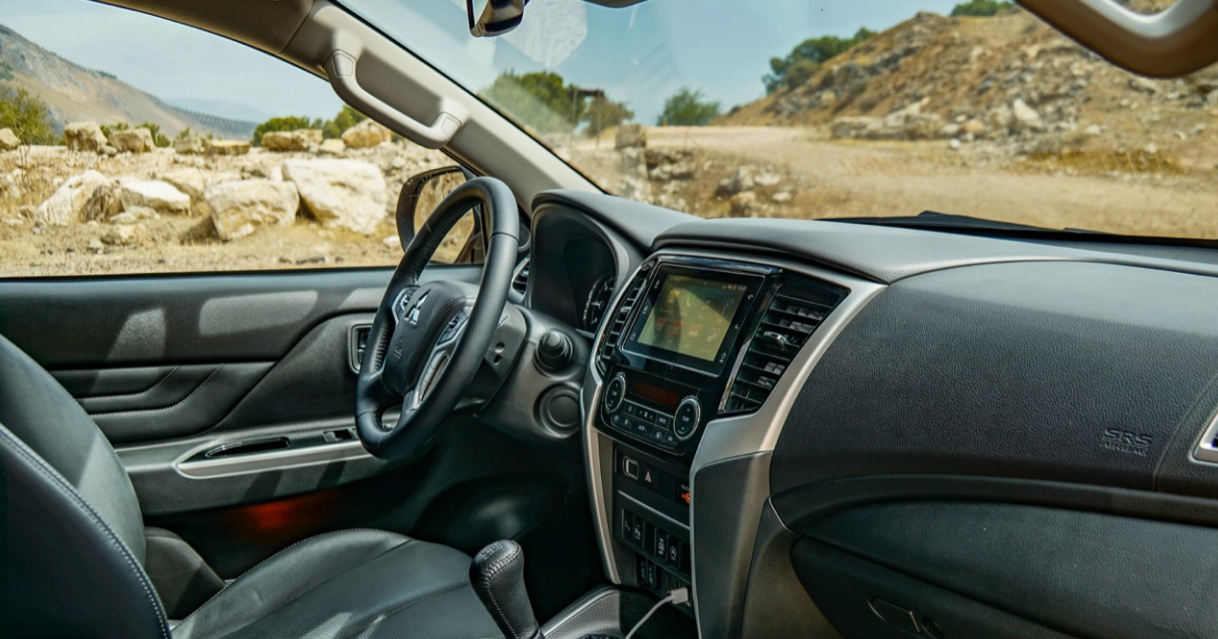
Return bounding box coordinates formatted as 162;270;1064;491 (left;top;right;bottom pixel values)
6;0;1218;638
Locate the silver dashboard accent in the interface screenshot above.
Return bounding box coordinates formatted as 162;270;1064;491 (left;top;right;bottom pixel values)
541;586;622;639
1191;411;1218;464
618;490;690;532
581;247;886;635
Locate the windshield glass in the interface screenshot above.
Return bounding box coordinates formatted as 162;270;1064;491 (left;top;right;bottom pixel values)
342;0;1218;239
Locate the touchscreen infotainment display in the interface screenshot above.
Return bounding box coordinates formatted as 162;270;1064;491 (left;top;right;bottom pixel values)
622;265;763;376
635;275;748;363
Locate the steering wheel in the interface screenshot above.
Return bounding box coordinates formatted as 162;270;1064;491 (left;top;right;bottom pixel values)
356;177;519;461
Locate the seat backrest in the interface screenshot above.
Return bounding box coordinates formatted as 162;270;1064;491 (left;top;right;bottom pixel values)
0;332;169;639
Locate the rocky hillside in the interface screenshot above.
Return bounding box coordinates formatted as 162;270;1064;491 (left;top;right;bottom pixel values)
719;9;1218;164
0;23;254;138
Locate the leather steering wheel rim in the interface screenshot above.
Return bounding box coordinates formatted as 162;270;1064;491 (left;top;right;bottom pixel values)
355;177;519;461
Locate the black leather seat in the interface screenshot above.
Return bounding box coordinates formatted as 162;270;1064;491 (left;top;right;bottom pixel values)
0;332;502;639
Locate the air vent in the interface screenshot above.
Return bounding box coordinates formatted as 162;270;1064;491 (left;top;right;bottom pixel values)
597;270;649;375
511;258;531;296
726;284;843;414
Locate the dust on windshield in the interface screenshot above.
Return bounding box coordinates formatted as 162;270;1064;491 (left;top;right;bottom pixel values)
353;0;1218;239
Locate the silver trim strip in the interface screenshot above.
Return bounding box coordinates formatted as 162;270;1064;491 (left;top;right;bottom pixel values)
1191;410;1218;464
175;440;370;479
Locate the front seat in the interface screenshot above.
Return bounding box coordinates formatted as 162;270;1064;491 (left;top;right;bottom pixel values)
0;332;503;639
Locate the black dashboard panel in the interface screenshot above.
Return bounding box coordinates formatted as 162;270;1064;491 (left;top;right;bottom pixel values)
770;260;1218;498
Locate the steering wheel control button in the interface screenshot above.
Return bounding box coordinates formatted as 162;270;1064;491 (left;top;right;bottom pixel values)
604;374;627;413
674;397;701;440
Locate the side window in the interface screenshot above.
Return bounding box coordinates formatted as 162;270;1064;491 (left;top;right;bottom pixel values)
0;3;462;277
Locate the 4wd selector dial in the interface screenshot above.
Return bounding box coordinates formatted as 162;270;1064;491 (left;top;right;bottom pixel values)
673;397;701;440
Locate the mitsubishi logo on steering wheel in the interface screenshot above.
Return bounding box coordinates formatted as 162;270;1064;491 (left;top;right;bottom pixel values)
406;291;429;326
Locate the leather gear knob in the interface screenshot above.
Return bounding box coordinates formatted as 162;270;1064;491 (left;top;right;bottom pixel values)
469;540;544;639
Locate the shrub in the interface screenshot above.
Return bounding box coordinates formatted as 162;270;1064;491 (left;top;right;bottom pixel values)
0;87;56;145
950;0;1015;17
657;88;721;126
251;115;321;145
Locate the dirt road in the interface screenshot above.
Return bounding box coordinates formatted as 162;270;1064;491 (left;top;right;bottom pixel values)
643;126;1218;239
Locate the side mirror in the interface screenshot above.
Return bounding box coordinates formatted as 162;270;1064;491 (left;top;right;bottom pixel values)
395;166;482;264
467;0;526;37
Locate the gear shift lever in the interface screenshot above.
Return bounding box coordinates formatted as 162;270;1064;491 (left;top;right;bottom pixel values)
470;540;545;639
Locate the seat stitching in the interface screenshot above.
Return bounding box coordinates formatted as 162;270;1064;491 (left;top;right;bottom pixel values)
0;426;170;639
91;365;223;416
75;366;180;400
176;530;412;632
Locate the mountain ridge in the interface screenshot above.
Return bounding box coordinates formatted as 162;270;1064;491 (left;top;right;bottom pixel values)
0;22;256;140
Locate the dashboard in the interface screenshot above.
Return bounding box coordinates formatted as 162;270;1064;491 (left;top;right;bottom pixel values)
524;189;1218;639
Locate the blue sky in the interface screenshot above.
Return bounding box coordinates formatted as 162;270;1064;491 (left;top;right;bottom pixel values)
0;0;962;124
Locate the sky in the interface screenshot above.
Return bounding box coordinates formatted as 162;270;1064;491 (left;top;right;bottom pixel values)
0;0;962;125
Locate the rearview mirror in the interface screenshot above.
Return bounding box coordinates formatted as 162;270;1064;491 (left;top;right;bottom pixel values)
466;0;526;37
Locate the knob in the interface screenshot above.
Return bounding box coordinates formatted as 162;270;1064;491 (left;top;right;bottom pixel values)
604;373;627;413
536;329;573;373
674;396;701;440
469;540;544;639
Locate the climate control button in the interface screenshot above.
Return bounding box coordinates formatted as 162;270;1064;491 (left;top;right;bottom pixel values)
673;397;701;440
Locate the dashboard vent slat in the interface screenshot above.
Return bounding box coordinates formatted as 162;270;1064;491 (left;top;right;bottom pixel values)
725;282;846;414
596;268;650;375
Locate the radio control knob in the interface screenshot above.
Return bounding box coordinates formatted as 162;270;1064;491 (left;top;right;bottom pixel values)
674;397;701;440
604;374;627;414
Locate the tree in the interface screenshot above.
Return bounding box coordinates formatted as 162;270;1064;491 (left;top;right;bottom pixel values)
321;105;366;139
0;87;56;145
251;115;321;145
657;88;721;126
482;71;575;134
950;0;1015;16
763;28;877;94
582;96;633;137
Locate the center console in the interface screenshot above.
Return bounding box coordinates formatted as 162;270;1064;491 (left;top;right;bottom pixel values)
590;254;849;607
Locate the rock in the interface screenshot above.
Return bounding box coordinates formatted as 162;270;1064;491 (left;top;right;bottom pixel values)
615;124;647;150
341;120;392;149
110;128;155;154
318;139;346;155
948;138;962;151
203;180;300;241
101;145;118;157
82;181;123;222
207;140;251;156
771;191;793;204
832;116;886;139
87;238;104;252
101;224;146;246
0;128;19;151
159;169;208;201
383;235;401;250
729;191;759;217
174;136;208;155
1129;77;1159;94
262;129;323;152
988;106;1014;135
282;159;388;234
64;122;108;153
1011;99;1044;132
961;119;987;137
939;124;961;139
1084;124;1103;136
35;170;111;225
120;180;191;215
754;172;782;187
717;168;754;196
109;211;139;225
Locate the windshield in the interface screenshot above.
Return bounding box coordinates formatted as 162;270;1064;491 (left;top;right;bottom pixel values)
342;0;1218;240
